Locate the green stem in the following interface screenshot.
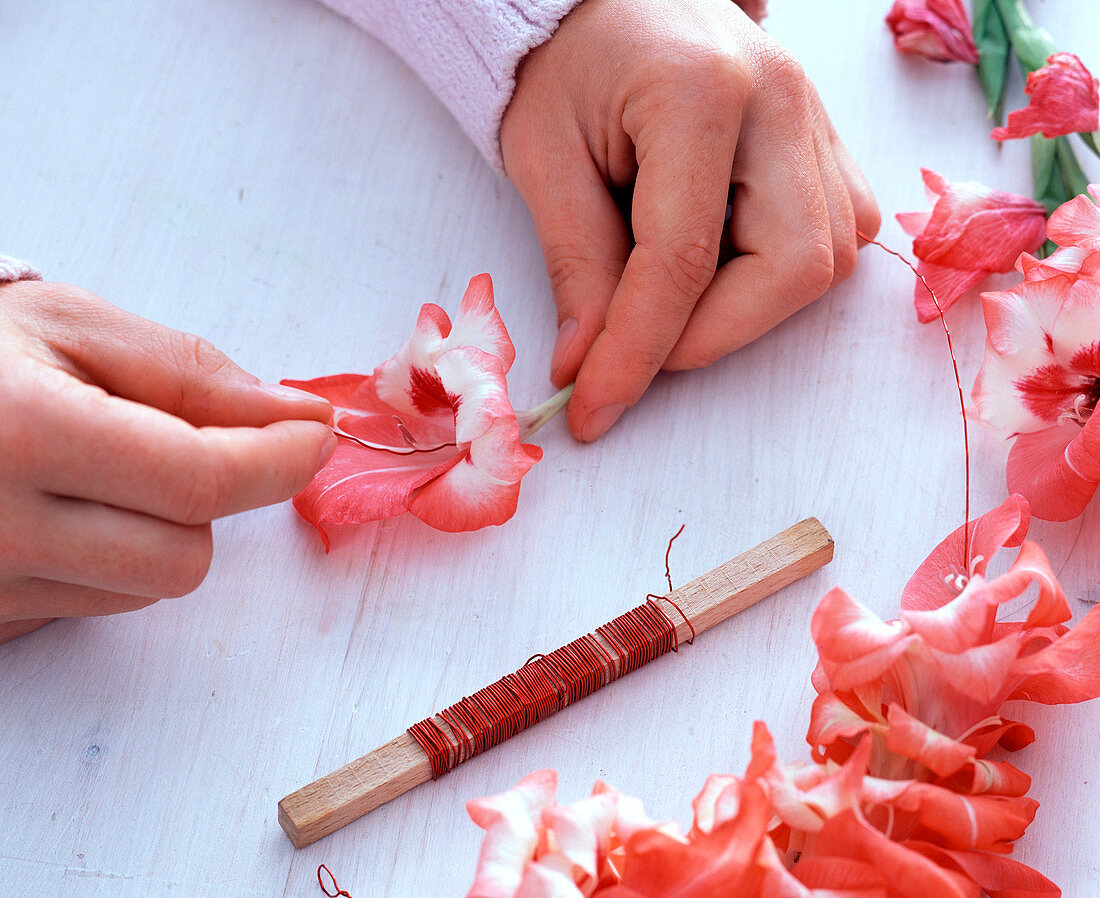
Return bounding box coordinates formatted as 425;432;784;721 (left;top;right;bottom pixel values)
517;383;574;440
991;0;1056;72
1056;136;1091;199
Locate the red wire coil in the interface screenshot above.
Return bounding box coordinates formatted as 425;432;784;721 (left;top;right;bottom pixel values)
407;597;685;780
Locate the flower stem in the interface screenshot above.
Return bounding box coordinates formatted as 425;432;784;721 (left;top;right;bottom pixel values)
517;384;574;440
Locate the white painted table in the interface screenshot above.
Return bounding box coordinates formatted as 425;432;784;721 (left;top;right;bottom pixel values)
2;1;1098;894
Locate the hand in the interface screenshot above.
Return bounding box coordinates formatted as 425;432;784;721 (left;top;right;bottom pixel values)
0;281;335;642
501;0;880;441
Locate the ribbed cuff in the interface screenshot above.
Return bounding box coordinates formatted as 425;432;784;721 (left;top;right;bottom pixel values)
0;255;42;283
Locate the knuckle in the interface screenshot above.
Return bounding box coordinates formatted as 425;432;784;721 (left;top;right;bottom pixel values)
789;238;835;302
173;452;232;525
176;331;233;378
544;244;597;297
158;529;214;597
659;234;719;299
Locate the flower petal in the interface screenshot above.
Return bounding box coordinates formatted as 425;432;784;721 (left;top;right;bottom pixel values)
991;53;1100;141
811;589;915;690
912;261;988;322
409;418;542;531
1006;417;1100;521
292;441;460;549
468;770;559;898
901;495;1029;613
885;0;979;64
1008;603;1100;704
1046;183;1100;251
447;273;517;372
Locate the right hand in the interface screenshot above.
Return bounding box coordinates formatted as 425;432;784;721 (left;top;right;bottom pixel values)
0;280;336;642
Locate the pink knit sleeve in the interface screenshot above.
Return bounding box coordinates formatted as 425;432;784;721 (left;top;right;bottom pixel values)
0;255;41;283
317;0;585;173
316;0;768;174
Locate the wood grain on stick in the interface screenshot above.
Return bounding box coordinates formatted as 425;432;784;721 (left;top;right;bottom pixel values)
278;517;833;848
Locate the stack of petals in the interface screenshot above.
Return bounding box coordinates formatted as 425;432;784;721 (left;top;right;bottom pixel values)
897;169;1047;321
465;496;1100;897
973;184;1100;520
885;0;979;65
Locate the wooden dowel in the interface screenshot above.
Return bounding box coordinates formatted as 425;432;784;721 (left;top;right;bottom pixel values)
278;517;833;848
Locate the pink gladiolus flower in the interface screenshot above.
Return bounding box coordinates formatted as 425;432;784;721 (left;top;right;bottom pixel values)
973;185;1100;520
283;274;564;548
465;770;668;898
991;53;1100;141
885;0;980;65
897;169;1047;322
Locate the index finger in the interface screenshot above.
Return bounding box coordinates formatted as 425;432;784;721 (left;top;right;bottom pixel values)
29;367;335;525
568;83;741;441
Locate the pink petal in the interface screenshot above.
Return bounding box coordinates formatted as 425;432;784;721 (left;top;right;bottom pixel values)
941;758;1031;797
1006;417;1100;521
690;775;741;837
985;540;1069;629
807;691;878;762
885;0;980;64
991;53;1100;141
884;704;976;778
903;577;996;652
896;210;933;237
513;863;588;898
926;636;1023;706
811;589;915;690
1046;183;1100;251
911;844;1060;897
912;261;988;322
409;418;542;532
292;441;461;549
449;274;517;373
539;792;618;887
901;495;1029;613
373;302;458;423
1050;274;1100;376
468;770;559;898
912;182;1046;271
812;809;975;896
870;782;1037;852
1008;603;1100;703
617;782;772;895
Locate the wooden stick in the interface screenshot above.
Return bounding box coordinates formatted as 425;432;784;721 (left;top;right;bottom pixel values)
278;517;833;848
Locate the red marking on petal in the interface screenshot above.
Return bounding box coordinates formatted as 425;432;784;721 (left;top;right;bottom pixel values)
1015;363;1086;421
407;366;458;416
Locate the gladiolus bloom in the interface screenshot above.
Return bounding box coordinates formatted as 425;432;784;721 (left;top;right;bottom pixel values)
283;274;543;547
897;169;1047;322
973;185;1100;520
885;0;980;65
991;53;1100;142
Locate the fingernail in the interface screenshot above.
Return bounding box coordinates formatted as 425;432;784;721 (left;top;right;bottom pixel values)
259;382;329;404
550;318;579;383
319;430;338;468
582;404;624;442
